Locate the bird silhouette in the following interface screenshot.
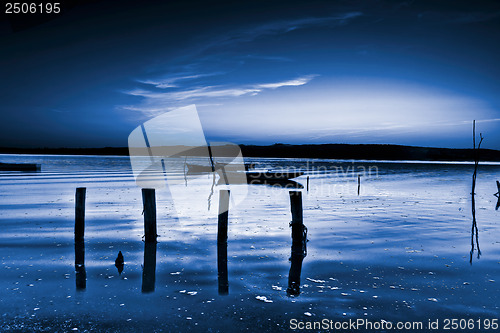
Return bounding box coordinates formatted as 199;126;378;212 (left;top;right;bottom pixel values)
115;251;124;275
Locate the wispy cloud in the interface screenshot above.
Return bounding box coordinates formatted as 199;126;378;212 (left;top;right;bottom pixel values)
132;75;316;100
256;75;317;89
138;72;222;89
122;75;317;116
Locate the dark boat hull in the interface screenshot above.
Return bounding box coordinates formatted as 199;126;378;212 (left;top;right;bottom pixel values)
0;163;40;171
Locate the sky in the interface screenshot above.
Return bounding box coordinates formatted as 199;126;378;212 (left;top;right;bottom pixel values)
1;0;500;149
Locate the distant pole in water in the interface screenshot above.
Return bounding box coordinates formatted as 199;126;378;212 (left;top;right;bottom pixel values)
470;120;483;263
75;187;86;241
357;174;361;196
142;188;157;243
217;190;230;295
306;176;309;192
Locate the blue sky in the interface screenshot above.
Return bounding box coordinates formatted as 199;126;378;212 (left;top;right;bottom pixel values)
1;0;500;149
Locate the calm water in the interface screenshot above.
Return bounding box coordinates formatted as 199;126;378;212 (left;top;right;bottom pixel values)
1;154;499;332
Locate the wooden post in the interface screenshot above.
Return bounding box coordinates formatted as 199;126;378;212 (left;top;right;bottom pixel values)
75;187;86;241
288;190;306;296
217;190;230;295
142;188;157;243
289;190;303;226
306;176;309;192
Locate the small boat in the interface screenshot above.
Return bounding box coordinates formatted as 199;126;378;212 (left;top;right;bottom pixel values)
0;162;40;171
216;170;304;188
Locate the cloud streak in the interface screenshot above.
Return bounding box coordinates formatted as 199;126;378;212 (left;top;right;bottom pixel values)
123;75;317;116
138;72;222;89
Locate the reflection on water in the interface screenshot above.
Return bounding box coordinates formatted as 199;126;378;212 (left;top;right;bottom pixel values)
470;191;481;264
142;241;157;293
74;240;86;291
495;180;500;210
287;223;307;296
217;190;229;295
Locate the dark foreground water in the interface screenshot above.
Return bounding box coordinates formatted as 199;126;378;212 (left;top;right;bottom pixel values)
0;154;499;332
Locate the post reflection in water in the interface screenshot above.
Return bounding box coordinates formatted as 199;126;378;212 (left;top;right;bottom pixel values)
494;181;500;210
74;240;86;291
142;241;157;293
214;189;308;296
470;189;481;264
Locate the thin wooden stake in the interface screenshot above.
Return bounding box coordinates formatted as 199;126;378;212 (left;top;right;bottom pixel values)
357;174;361;196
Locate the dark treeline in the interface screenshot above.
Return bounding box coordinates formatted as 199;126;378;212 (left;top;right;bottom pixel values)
2;144;500;162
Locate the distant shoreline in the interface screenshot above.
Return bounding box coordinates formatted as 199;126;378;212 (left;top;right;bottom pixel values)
1;143;500;162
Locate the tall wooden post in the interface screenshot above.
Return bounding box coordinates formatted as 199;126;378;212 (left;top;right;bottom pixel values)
217;190;230;295
75;187;86;241
289;191;303;244
142;188;157;243
288;190;305;296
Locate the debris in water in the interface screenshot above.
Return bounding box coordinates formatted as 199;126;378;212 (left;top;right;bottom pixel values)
255;296;273;303
115;251;124;275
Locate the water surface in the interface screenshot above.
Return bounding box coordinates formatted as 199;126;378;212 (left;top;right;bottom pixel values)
1;154;499;332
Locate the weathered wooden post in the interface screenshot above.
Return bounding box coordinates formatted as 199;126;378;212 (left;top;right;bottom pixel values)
287;190;306;296
217;190;230;295
142;188;157;243
289;191;303;239
75;187;86;241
